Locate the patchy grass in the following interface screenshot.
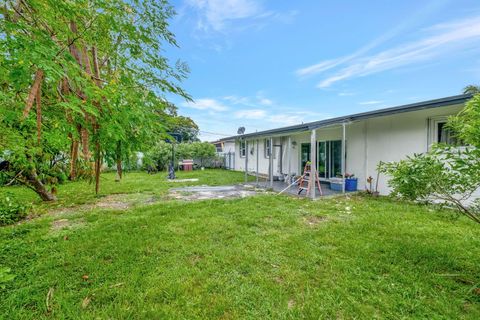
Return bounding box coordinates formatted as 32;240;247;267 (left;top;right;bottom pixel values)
0;169;252;215
1;170;480;319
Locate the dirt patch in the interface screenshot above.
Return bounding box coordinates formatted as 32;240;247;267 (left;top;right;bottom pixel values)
288;299;296;309
51;218;85;231
52;219;70;230
95;195;130;210
169;185;263;201
303;215;328;226
48;193;160;218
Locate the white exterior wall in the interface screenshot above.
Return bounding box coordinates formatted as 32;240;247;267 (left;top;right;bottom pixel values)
222;141;235;153
230;103;468;195
362;104;463;194
234;137;282;176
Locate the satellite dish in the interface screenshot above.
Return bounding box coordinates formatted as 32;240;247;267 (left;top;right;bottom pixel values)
237;127;245;135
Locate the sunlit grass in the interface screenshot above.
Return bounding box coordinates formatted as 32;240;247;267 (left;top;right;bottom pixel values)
1;170;479;319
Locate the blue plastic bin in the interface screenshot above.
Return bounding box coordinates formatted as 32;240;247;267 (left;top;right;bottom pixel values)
345;178;358;191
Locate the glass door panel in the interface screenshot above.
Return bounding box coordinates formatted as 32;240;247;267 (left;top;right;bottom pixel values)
317;141;326;179
331;140;342;178
300;143;310;172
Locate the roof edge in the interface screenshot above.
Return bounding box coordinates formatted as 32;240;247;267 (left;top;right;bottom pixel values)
219;93;472;141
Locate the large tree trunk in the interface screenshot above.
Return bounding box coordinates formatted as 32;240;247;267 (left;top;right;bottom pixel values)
69;21;91;162
36;81;42;145
116;141;122;181
94;139;101;194
25;169;57;201
80;126;90;160
23;69;44;119
69;139;79;180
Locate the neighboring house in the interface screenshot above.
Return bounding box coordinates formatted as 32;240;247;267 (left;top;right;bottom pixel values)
218;94;473;197
211;139;235;154
211;138;236;170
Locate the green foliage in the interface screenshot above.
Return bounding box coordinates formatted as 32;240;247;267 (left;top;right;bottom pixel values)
379;145;480;223
191;141;216;166
176;142;194;160
463;85;480;95
0;0;190;199
144;141;217;170
449;94;480;148
1;172;480;318
143;141;173;171
0;193;28;226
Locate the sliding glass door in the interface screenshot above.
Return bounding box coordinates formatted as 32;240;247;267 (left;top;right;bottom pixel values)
299;140;343;179
318;140;342;179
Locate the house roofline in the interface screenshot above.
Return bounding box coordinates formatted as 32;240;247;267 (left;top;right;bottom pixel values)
219;94;472;141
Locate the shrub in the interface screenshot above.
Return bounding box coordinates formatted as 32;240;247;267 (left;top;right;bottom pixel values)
0;193;29;226
379;145;480;224
143;141;173;171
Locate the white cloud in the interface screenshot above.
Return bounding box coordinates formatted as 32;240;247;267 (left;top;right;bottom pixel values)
223;95;252;105
185;0;297;34
296;0;451;79
296;58;351;77
313;15;480;88
186;0;262;31
267;114;304;125
338;92;355;96
234;109;266;119
359;100;384;105
259;98;273;106
182;98;228;111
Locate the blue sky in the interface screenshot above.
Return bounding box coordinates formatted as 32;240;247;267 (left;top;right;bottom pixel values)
165;0;480;141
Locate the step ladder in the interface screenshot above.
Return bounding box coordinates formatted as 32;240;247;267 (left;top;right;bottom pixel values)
298;162;323;196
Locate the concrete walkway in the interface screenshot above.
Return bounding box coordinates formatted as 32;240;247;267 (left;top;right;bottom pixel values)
249;180;344;197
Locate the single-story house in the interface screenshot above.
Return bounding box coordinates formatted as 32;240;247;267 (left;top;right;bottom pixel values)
218;94;473;198
211;139;236;170
211;139;235;154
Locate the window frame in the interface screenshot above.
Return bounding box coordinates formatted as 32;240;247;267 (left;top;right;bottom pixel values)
429;116;463;148
264;138;271;158
239;140;246;158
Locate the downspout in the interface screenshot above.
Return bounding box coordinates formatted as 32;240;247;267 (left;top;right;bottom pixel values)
310;129;317;199
269;137;274;187
364;121;368;191
244;140;248;183
342;122;346;194
287;136;292;183
256;139;259;186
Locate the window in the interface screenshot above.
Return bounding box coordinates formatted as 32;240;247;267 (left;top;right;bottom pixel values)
239;141;246;157
430;117;462;147
264;138;271;158
436;122;458;145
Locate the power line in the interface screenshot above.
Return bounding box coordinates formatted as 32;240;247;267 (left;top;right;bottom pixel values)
199;130;233;137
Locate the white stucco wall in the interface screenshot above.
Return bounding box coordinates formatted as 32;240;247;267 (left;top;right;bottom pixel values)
222;141;235;153
230;103;468;195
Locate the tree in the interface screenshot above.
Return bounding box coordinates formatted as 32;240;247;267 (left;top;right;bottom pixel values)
160;102;199;142
169;116;200;142
191;142;216;167
463;85;480;95
143;141;172;171
448;94;480;148
0;0;189;200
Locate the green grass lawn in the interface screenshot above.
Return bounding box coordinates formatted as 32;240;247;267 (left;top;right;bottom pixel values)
1;169;480;319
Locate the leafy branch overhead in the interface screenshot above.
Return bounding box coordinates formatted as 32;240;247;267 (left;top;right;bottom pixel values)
0;0;191;200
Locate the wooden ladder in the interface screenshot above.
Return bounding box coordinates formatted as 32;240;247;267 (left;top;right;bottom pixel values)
298;162;323;196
